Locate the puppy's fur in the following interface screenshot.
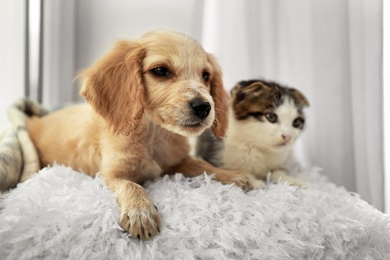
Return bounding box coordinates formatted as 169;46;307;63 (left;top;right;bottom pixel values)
26;30;252;240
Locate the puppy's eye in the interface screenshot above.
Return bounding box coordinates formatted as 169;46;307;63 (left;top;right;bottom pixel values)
293;118;304;128
202;72;210;82
151;67;170;77
265;113;278;123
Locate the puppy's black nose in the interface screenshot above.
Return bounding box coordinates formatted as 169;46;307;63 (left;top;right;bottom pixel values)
190;99;211;120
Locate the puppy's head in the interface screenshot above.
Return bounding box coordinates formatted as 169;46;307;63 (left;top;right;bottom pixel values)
80;30;228;138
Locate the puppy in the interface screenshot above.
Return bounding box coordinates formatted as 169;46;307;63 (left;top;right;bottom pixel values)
26;30;252;240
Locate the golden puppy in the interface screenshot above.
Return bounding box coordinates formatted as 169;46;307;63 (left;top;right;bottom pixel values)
26;30;252;240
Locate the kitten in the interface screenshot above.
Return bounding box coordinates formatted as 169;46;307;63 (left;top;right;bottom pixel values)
196;79;310;188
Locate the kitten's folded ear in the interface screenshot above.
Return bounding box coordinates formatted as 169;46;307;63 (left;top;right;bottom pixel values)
230;80;271;104
289;89;310;108
230;84;246;104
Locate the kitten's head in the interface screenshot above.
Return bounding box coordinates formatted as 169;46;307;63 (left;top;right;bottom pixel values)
229;79;309;150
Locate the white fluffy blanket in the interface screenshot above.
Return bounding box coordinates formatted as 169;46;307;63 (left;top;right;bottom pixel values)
0;165;389;260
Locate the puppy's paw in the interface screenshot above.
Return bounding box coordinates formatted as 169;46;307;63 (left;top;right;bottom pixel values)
120;197;161;240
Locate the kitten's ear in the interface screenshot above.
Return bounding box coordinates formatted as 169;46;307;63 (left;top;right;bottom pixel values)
230;80;271;104
290;89;310;108
230;83;246;103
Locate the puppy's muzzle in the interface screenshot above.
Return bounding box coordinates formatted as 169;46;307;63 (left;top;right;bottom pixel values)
190;99;211;120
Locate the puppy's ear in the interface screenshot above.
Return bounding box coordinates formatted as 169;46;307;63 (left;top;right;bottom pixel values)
80;41;145;136
207;54;228;139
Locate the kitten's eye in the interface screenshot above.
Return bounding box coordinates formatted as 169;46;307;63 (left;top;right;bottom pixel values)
151;67;170;77
265;113;278;123
202;71;210;81
247;112;263;120
293;118;305;128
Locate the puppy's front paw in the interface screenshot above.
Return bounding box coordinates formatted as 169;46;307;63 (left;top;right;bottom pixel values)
120;197;161;240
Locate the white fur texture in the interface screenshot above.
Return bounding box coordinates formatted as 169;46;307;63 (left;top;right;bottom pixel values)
0;165;389;259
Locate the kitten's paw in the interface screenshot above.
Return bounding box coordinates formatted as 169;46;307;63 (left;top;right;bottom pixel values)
215;172;253;191
231;174;254;191
287;178;307;188
251;178;266;189
271;170;307;188
274;175;307;187
120;196;161;240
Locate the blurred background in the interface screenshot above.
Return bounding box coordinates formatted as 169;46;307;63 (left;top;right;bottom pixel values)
0;0;387;212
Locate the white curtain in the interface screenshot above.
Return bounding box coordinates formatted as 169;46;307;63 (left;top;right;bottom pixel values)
0;1;25;127
201;0;384;211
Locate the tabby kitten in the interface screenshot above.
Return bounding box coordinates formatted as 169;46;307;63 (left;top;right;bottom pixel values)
196;79;310;188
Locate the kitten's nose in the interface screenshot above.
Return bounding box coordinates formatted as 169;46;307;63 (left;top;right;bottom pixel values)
281;134;291;142
190;99;211;120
